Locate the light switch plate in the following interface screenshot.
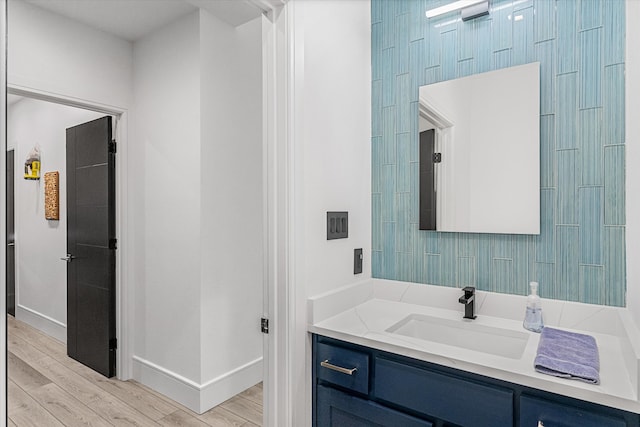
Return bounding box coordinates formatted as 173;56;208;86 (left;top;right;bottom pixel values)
327;212;348;240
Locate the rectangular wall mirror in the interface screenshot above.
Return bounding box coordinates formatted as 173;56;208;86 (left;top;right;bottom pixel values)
419;62;540;235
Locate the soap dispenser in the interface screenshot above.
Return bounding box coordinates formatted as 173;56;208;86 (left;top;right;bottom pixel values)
523;281;544;333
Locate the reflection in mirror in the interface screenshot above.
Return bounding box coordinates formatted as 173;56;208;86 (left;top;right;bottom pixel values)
419;62;540;234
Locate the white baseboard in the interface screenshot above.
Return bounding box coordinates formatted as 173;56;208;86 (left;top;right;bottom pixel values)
200;357;263;412
132;355;263;414
15;305;67;344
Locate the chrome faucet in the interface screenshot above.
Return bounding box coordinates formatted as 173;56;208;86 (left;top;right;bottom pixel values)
458;287;477;319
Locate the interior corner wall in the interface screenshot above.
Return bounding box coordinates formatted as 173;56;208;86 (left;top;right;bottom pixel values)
7;98;103;341
198;10;263;408
371;0;626;306
131;10;202;387
7;0;132;108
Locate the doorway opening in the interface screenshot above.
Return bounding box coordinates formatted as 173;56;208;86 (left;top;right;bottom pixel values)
6;89;126;374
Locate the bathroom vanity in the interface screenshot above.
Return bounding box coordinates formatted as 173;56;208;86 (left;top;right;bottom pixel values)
313;334;638;426
309;280;640;426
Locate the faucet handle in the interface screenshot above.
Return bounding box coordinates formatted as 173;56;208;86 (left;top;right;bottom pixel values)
461;286;475;295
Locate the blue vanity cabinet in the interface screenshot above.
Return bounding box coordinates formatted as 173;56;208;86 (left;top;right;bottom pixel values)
375;357;514;426
313;334;513;427
313;334;640;427
520;395;627;427
317;385;433;427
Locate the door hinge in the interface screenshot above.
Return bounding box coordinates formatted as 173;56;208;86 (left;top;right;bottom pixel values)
433;153;442;163
109;238;117;250
109;338;117;350
109;140;117;154
261;318;269;334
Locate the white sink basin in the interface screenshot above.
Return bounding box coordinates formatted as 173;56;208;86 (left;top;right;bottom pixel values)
386;314;530;359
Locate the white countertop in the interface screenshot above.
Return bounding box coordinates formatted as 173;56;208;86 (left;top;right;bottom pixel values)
308;279;640;414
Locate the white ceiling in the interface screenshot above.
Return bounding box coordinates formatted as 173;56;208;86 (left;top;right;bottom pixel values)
22;0;267;42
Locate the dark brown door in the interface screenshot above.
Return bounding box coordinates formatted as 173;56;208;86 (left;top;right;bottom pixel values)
7;149;15;316
66;116;116;377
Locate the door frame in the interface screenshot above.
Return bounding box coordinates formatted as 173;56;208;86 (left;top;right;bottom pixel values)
1;0;8;422
6;83;132;381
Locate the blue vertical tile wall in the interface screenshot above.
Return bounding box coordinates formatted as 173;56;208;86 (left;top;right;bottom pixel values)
371;0;626;306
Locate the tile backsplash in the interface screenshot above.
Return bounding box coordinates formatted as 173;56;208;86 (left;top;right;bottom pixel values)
371;0;626;306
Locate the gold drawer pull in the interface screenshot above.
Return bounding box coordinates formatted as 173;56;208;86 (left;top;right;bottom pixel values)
321;359;357;375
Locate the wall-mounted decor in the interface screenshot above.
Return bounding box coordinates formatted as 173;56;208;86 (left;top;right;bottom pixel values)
44;171;59;220
24;146;41;180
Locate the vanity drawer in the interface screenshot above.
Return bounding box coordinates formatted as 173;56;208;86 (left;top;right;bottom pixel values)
520;395;627;427
375;357;514;427
316;342;369;394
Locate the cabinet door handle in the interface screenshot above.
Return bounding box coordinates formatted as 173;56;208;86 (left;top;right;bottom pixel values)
320;359;357;375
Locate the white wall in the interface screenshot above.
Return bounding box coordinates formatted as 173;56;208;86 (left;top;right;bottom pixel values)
299;1;372;298
626;0;640;326
132;11;202;382
8;0;132;108
290;1;372;425
8;98;103;340
132;10;263;413
199;8;263;391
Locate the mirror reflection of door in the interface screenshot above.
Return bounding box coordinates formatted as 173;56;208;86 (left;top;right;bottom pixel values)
419;130;436;231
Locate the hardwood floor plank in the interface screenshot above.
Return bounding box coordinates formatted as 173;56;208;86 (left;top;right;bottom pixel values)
219;396;262;426
158;410;209;427
37;336;174;420
28;383;113;427
130;380;200;417
88;397;160;426
9;316;67;359
30;357;159;426
8;382;65;427
66;362;177;420
8;351;52;391
31;356;111;405
8;332;48;365
8;316;264;427
8;380;34;415
197;406;255;427
10;406;66;427
237;384;262;406
94;378;178;421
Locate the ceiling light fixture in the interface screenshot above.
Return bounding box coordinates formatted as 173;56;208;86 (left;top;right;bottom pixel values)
425;0;490;21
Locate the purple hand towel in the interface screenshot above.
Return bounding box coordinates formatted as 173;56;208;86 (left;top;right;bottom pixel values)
534;327;600;384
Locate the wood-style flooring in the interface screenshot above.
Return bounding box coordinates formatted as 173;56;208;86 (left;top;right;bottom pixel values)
7;315;263;426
